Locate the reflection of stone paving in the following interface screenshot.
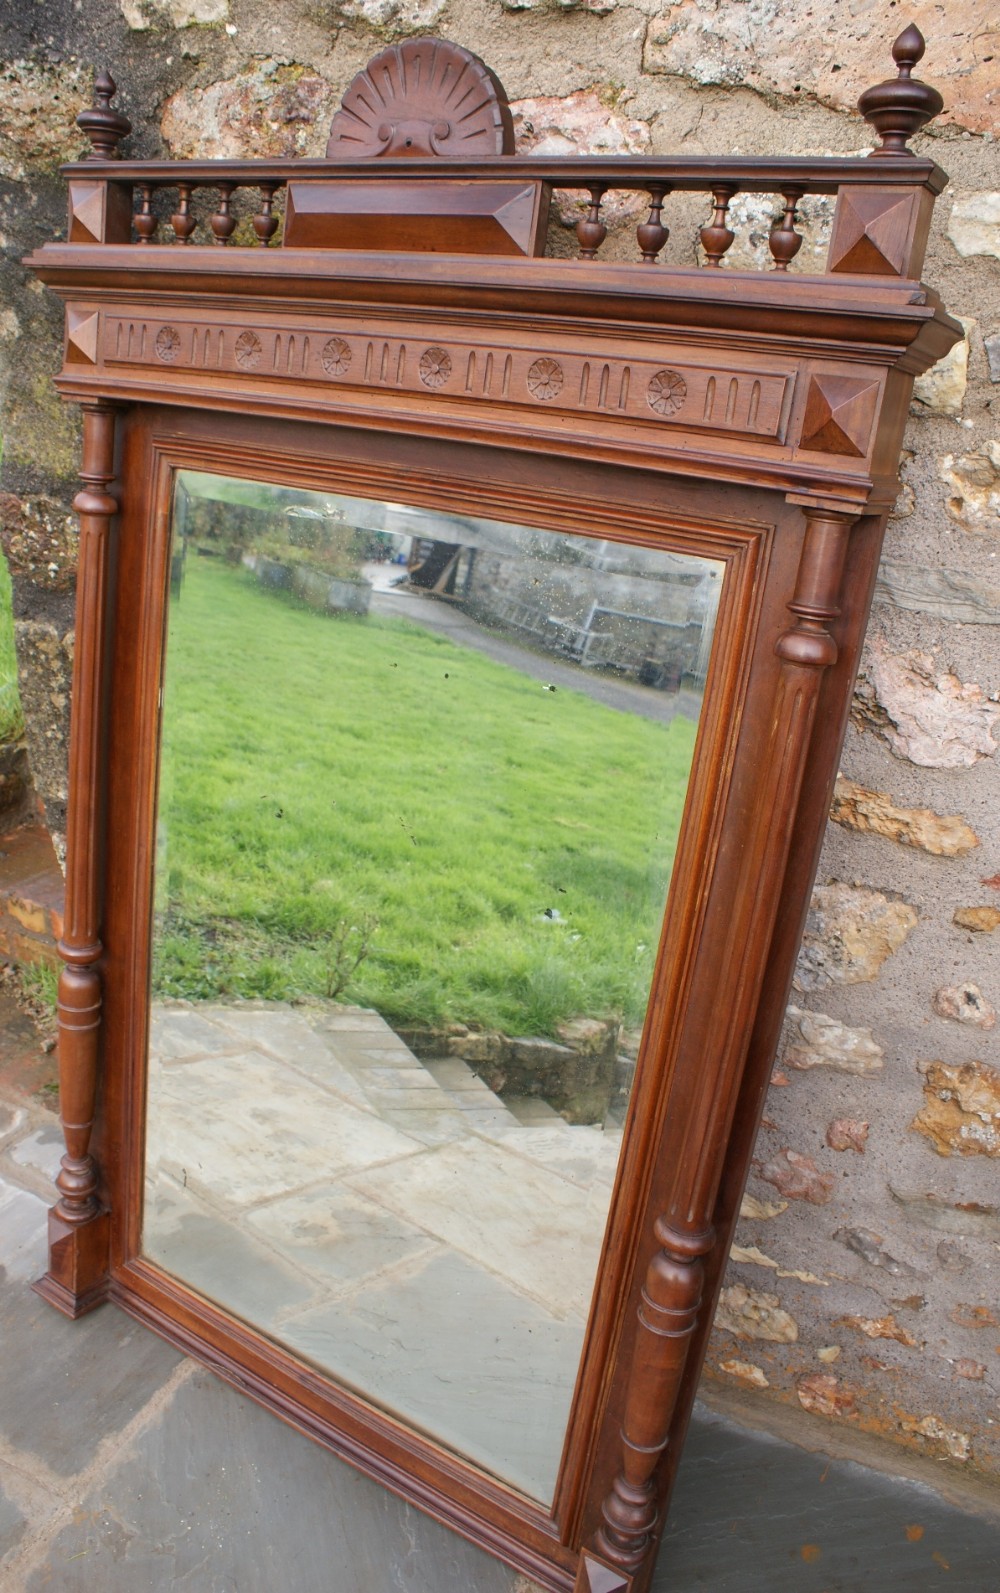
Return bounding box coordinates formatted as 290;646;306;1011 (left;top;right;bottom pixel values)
145;999;622;1503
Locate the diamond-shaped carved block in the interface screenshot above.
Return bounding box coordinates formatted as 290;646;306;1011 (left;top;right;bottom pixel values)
574;1552;633;1592
66;309;99;365
68;180;107;245
68;178;133;245
799;375;880;458
827;190;918;277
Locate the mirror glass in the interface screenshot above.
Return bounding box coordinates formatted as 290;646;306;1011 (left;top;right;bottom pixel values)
143;470;722;1503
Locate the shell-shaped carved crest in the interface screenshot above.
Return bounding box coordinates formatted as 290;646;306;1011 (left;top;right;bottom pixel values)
327;38;514;159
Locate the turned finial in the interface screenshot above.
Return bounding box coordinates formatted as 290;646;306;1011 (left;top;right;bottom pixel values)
857;25;943;156
77;69;132;160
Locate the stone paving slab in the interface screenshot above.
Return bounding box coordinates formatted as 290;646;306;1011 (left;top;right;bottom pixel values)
2;1121;999;1591
147;1047;423;1204
245;1181;439;1288
7;1121;62;1183
659;1405;1000;1592
0;1476;27;1562
144;1177;319;1331
280;1247;579;1505
345;1137;606;1318
19;1366;535;1593
0;1101;27;1145
0;1175;185;1481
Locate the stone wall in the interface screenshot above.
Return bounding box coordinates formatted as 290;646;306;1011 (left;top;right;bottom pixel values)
0;0;997;1482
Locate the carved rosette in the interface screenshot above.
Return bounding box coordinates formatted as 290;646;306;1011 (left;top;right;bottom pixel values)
419;346;452;389
155;326;181;363
646;370;687;416
235;330;263;371
321;337;352;377
527;358;564;401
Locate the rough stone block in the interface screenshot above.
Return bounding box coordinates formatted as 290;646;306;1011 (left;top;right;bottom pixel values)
120;0;228;26
796;1373;857;1420
0;60;89;179
947;191;1000;260
911;319;973;416
830;776;978;855
875;561;1000;624
954;905;1000;934
794;884;916;990
911;1059;1000;1157
637;5;995;134
932;982;996;1029
759;1148;834;1204
854;644;1000;768
511;94;650;227
161;62;337;160
715;1284;798;1343
940;442;1000;538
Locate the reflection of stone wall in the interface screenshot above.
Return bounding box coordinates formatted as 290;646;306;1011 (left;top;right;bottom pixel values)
245;554;372;616
463;547;712;683
399;1018;620;1125
0;0;997;1482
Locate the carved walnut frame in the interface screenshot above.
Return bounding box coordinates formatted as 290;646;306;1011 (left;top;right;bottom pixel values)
25;33;959;1593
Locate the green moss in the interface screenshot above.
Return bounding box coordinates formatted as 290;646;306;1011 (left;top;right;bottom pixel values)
0;549;24;743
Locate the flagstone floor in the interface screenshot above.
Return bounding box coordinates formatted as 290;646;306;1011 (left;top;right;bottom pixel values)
2;982;999;1591
145;999;622;1504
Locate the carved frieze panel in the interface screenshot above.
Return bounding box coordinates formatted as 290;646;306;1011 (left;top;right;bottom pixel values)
101;313;793;444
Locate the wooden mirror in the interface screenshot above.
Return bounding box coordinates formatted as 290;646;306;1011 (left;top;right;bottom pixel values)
26;30;959;1591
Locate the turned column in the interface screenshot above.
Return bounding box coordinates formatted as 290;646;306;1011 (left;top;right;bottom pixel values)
33;399;119;1318
577;507;855;1592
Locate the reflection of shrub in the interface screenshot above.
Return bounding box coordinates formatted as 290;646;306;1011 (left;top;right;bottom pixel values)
321;914;378;999
252;516;365;580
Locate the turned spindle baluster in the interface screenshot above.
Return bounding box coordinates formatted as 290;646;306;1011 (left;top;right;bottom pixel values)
577;185;607;261
700;185;736;267
858;25;943;156
134;182;158;244
636;186;669;264
170;183;196;244
210;182;237;245
253;182;280;246
768;188;803;271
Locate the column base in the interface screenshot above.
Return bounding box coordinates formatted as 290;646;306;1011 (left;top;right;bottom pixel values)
32;1205;110;1319
574;1551;635;1592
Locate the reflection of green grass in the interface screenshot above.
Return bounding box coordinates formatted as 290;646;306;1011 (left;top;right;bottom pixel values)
154;558;697;1035
0;552;24;743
